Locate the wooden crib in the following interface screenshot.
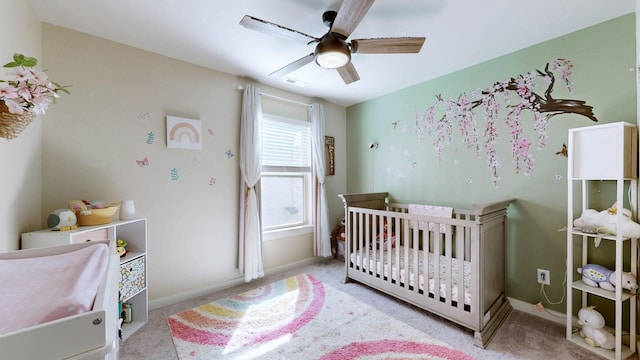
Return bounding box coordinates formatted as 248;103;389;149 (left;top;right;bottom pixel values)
338;192;514;348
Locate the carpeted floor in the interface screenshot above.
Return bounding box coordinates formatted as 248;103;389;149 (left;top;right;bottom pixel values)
118;258;636;360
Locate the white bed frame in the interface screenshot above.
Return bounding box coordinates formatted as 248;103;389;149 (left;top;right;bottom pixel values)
338;192;514;348
0;240;119;360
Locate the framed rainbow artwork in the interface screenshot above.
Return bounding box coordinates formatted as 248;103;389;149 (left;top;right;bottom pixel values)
166;116;202;150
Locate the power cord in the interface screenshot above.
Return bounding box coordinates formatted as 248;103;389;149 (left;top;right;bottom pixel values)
537;264;568;318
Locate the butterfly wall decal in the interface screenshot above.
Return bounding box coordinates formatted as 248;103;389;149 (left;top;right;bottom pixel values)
136;157;149;167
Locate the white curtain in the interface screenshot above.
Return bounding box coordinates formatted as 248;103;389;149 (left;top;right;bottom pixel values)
309;103;332;257
238;84;264;282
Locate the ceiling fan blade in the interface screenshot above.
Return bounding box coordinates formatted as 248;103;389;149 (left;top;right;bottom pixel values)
331;0;375;39
270;53;315;77
337;62;360;84
351;37;426;53
240;15;319;45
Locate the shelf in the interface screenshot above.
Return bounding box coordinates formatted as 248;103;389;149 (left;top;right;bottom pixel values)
571;281;636;302
120;251;144;263
122;288;145;303
121;320;146;340
566;122;638;360
570;230;632;242
568;333;635;360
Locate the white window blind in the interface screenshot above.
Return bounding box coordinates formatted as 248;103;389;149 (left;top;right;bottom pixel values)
260;114;312;231
262;115;311;171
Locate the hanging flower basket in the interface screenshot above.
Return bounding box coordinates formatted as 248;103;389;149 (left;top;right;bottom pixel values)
0;53;69;140
0;100;35;139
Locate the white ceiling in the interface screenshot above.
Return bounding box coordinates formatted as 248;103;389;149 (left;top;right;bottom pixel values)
30;0;636;107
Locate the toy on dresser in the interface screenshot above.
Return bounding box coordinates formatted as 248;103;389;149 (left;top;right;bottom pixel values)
577;263;638;292
578;306;615;349
47;209;78;231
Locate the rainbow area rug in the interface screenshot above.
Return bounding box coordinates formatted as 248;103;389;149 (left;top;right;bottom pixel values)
167;273;474;359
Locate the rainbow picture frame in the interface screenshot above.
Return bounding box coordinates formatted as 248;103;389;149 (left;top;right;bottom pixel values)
166;116;202;150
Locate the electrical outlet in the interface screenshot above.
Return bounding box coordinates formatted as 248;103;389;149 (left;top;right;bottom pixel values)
537;269;550;285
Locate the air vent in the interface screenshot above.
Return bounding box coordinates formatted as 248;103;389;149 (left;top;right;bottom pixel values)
283;77;308;87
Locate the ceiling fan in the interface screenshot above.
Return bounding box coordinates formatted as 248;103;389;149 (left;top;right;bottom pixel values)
239;0;425;84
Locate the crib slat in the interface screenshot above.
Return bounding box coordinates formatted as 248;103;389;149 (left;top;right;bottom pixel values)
357;212;363;273
444;228;452;306
412;219;419;294
378;215;385;279
364;212;370;275
392;215;399;288
371;214;377;277
423;227;429;297
456;223;465;308
433;227;441;301
403;218;409;289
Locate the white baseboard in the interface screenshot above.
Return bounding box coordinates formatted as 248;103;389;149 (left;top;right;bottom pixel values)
508;297;578;327
149;257;325;310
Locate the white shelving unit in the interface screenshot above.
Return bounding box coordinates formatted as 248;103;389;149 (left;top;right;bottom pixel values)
566;122;638;360
22;218;148;341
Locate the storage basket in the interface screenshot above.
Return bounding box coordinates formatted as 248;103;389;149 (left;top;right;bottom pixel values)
68;200;119;226
0;101;35;140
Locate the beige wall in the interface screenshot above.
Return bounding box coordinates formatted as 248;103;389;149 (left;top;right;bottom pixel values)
0;1;42;252
39;25;347;307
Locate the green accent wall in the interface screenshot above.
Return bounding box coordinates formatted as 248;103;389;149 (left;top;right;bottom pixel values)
346;14;636;314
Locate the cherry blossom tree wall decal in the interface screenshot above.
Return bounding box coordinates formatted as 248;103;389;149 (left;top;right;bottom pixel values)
415;58;597;187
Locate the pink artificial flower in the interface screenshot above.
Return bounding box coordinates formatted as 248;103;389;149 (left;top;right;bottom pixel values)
0;84;19;99
16;86;33;101
31;95;52;114
3;98;26;115
8;66;34;82
30;68;49;85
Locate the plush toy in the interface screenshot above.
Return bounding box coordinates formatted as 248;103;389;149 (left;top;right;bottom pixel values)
573;203;640;240
373;219;396;249
331;218;346;259
47;209;78;231
116;239;129;257
577;263;638;292
578;306;615;349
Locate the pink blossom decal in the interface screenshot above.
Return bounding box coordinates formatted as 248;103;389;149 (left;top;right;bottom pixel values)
416;58;595;186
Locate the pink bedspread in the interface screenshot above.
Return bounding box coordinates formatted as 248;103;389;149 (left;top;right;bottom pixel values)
0;243;109;335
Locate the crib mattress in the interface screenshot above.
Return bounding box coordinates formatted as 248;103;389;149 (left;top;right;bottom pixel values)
350;246;472;305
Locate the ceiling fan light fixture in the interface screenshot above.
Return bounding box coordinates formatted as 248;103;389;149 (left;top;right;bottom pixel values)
315;35;350;69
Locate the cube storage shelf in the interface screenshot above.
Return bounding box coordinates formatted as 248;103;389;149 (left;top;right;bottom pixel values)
566;122;638;360
21;218;148;341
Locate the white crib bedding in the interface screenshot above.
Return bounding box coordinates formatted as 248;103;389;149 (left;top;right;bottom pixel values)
350;245;472;305
0;243;109;335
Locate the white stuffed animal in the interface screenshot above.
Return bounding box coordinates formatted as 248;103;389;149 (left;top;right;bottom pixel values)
577;264;638;292
573;204;640;239
578;306;615;350
47;208;78;231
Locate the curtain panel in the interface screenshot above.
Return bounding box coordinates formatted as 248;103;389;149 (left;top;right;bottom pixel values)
238;84;264;282
309;103;332;257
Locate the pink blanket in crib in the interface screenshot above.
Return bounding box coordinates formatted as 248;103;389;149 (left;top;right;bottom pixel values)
0;243;109;335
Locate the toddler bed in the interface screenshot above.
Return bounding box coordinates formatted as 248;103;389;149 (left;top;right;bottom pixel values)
338;192;514;348
0;240;119;360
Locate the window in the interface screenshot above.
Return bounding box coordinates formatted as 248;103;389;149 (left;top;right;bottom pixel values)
260;114;312;233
